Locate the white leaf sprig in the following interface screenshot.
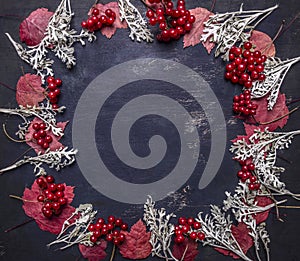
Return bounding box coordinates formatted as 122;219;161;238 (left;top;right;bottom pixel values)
118;0;153;42
201;4;278;60
48;204;97;249
6;0;95;82
0;102;65;139
251;56;300;110
143;196;178;261
0;147;78;176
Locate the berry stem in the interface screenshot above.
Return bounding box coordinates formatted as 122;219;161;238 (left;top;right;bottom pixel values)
287;98;300;106
0;81;15;92
2;124;29;143
277;205;300;209
110;244;116;261
277;12;300;40
9;194;38;203
210;0;216;12
140;0;156;13
4;218;34;233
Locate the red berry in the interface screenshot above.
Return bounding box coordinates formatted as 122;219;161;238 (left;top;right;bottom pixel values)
32;123;40;131
243;42;252;50
108;215;115;223
56;183;65;191
88;224;95;232
253;50;261;58
47;192;55;201
188;15;196;23
121;223;128;231
231;75;239;83
56;191;64;198
95;223;102;230
106;17;115;25
45;135;52;143
197;232;205;240
193;221;201;229
187;217;194;225
175;235;185;244
47;76;55;84
42;207;53;218
33;132;40;140
90;235;98;243
99;15;107;24
92;8;100;16
93;230;101;238
97;218;105;224
115;218;123;227
244;81;252;89
184;22;192;31
247;163;255;171
58;197;67;205
37;138;44;146
181;224;190;233
106;234;114;241
52;202;60;210
178;217;186;225
234;47;242;56
48;183;57;192
46;175;55;183
37;195;45;202
249;176;257;183
248;183;256;191
149;17;157;26
190;231;197;240
107;223;114;231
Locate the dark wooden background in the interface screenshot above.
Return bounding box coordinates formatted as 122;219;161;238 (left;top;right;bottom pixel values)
0;0;300;260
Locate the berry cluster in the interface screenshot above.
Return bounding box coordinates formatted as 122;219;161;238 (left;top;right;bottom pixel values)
146;0;196;42
88;215;128;245
174;217;205;244
81;7;116;32
46;76;62;109
237;161;260;191
32;122;53;150
232;90;258;116
36;175;68;218
225;42;267;89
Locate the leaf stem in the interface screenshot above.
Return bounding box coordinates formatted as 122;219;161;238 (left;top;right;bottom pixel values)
110;244;116;261
9;194;38;203
277;205;300;209
252;106;299;125
4;218;34;233
0;81;15;91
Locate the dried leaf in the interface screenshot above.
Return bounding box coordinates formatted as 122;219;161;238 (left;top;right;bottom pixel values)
254;196;274;224
19;8;54;46
78;241;107;261
183;7;214;52
119;219;152;259
88;2;127;39
247;93;289;131
172;238;199;261
215;223;253;259
22;179;75;234
16;74;46;107
25;117;68;154
250;30;276;57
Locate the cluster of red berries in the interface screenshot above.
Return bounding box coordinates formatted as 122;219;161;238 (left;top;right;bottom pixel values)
88;215;128;245
81;7;116;32
146;0;196;42
237;161;260;191
32;122;53;150
232;90;258;116
36;175;68;218
46;76;62;109
174;217;205;244
225;42;267;89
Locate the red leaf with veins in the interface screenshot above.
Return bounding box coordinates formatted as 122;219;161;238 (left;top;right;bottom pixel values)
250;30;276;57
22;179;75;234
215;223;253;259
19;8;53;46
25;117;68;154
254;196;274;224
79;240;107;261
231;123;265;144
172;238;199;261
119;219;151;259
16;74;46;107
247;93;289;131
88;2;127;39
183;7;214;53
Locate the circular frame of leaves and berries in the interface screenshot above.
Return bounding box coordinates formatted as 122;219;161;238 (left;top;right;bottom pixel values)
1;0;300;261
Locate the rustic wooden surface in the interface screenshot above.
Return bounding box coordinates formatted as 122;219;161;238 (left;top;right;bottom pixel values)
0;0;300;260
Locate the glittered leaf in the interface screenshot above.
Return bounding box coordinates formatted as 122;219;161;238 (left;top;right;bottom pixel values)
88;2;127;39
22;179;75;234
215;223;253;259
247;93;289;131
172;238;199;261
250;30;276;57
184;7;214;53
16;74;46;107
79;241;107;261
254;196;274;224
25;117;68;154
119;219;151;259
19;8;54;46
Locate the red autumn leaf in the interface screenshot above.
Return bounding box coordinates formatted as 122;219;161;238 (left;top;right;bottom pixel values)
254;196;274;224
16;74;46;107
22;179;75;234
119;219;152;259
19;8;54;46
215;223;253;259
172;238;199;261
183;7;215;53
78;240;107;261
88;2;127;39
231;123;265;144
249;30;276;57
25;117;68;154
246;93;289;131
